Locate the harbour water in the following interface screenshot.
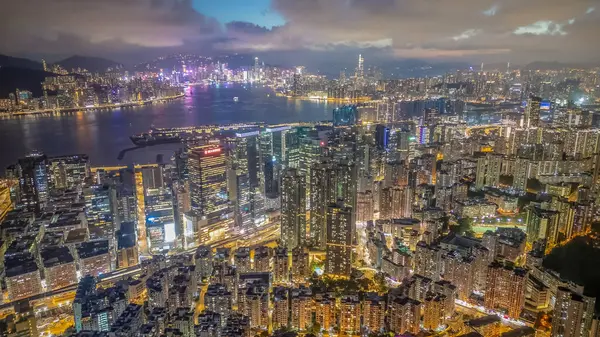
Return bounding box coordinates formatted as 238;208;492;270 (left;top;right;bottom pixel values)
0;84;332;170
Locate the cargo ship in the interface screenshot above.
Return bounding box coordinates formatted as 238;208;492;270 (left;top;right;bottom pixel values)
130;129;182;146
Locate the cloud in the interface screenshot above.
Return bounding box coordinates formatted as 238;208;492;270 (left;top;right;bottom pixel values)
0;0;599;65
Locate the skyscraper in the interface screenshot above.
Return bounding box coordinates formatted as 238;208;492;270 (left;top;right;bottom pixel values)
325;202;353;277
281;169;307;250
16;151;49;212
188;145;232;243
309;162;336;249
524;95;542;128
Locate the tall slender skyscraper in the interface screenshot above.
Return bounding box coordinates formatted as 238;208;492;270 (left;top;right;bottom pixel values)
325;202;353;277
16;151;49;212
524;95;542;128
309;162;337;249
281;169;307;250
188;145;232;243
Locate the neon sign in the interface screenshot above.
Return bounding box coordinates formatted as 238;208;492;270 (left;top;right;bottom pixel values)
204;148;221;155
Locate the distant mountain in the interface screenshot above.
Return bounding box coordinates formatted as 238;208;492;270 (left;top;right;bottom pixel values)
0;67;54;97
0;54;43;70
523;61;587;71
56;55;122;73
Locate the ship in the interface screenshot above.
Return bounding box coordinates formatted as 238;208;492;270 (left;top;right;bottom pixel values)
233;97;239;102
130;129;182;146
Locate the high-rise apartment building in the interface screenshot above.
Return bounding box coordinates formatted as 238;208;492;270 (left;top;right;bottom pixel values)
551;287;596;337
281;169;307;250
325;202;353;277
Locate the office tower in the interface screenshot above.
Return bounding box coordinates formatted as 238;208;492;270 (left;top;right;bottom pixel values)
272;287;290;330
16;151;49;212
77;240;111;277
484;261;527;319
188;145;232;242
362;293;386;333
356;54;364;79
388;296;421;335
48;154;90;191
325;202;353;277
309;162;336;248
291;246;310;284
375;124;389;150
524;95;542;128
291;287;314;330
281;169;307;250
551;287;596;337
414;242;442;281
231;131;264;229
41;246;78;291
116;222;139;269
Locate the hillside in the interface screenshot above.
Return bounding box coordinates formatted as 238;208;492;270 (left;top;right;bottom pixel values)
0;67;53;97
0;54;43;70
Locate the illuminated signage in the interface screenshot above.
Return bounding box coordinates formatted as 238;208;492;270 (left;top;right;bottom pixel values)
204;148;221;155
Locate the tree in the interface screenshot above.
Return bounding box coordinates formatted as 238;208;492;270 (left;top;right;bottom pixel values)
451;217;473;235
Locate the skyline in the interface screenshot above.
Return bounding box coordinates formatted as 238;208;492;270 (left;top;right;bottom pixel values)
1;0;600;67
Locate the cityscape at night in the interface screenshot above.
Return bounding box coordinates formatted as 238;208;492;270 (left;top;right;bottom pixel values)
1;1;600;337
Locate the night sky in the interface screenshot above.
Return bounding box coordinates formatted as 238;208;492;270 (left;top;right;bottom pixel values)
1;0;598;66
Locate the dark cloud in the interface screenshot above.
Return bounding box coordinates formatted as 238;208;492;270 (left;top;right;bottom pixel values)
0;0;599;65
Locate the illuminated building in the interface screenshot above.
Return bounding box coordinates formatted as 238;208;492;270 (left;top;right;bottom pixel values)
484;261;527;319
414;242;442;281
188;145;233;244
526;206;560;246
235;247;252;274
466;315;502;337
379;186;412;219
238;283;269;329
375;124;389;150
195;245;213;280
5;256;42;301
551;287;595;337
205;284;232;326
314;293;336;331
442;252;475;301
325;202;353;277
388;295;421;335
356;190;374;222
15;151;49;212
77;240;111;277
362;293;386;333
253;246;272;272
273;247;289;283
524;95;542;129
333;105;358;126
48;154;90;191
291;246;310;284
41;246;78;291
290;287;313;330
339;295;361;334
309;162;336;249
433;280;456;316
230;131;264;230
280;169;307;250
272;287;289;330
116;221;138;269
424;293;447;331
